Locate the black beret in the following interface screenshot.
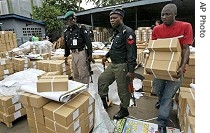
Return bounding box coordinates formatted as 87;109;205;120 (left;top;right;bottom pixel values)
109;8;125;17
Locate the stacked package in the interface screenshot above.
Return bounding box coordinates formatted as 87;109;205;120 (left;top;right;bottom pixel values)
0;31;17;52
0;95;26;127
12;57;30;72
182;53;195;87
135;27;152;44
0;58;14;80
20;91;95;133
20;92;51;133
37;75;69;92
177;87;195;133
36;60;71;77
145;38;182;81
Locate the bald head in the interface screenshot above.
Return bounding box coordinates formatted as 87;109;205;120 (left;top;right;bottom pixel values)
161;3;177;26
162;3;177;15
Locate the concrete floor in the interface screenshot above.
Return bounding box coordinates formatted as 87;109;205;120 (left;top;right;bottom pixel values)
0;66;180;133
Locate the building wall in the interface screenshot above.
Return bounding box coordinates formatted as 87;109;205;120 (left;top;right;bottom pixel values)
1;18;45;46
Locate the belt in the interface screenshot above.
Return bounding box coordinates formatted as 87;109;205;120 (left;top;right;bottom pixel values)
70;47;85;53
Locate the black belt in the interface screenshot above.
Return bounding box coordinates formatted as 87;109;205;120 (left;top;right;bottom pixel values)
70;47;85;53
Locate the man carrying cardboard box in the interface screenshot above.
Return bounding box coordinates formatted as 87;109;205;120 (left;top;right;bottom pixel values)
148;3;193;133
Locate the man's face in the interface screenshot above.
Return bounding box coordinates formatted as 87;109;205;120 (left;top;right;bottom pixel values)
110;14;122;28
64;16;76;26
161;7;175;26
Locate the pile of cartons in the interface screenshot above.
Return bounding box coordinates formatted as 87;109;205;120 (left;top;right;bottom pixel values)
36;60;71;77
0;31;17;53
0;58;14;80
0;95;26;127
182;53;195;87
177;87;195;133
20;91;95;133
145;38;182;81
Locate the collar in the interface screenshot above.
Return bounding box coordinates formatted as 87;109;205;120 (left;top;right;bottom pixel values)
114;23;124;33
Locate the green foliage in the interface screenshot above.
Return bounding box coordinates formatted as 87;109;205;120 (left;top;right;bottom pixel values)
32;0;83;34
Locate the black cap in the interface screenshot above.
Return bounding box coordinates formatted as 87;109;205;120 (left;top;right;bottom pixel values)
109;8;125;17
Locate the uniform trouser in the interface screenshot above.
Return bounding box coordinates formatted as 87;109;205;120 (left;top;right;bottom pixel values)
71;50;89;84
98;63;131;108
152;74;183;127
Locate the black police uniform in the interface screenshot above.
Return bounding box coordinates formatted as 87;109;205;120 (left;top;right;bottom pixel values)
64;24;92;84
98;23;137;113
64;24;92;57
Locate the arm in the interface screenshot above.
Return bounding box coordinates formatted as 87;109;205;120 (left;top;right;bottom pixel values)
126;29;137;81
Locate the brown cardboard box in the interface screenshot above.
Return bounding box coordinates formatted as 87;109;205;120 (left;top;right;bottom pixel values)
29;94;50;108
43;101;79;127
3;108;26;123
27;118;47;133
184;116;195;133
149;52;181;62
45;113;85;133
26;110;45;124
84;112;94;132
148;38;181;52
0;95;20;107
20;92;32;106
188;54;195;66
25;105;44;116
37;75;68;92
0;103;23;115
145;59;179;79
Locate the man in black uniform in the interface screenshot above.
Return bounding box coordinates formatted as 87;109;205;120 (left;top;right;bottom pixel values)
63;11;93;84
98;8;137;119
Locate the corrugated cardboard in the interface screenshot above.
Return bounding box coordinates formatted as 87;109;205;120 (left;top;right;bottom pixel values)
184;116;195;133
145;59;180;79
0;95;20;107
26;110;45;124
29;94;50;108
3;108;26;123
0;102;23;115
148;38;181;52
27;118;47;133
188;54;195;66
37;75;68;92
149;52;181;62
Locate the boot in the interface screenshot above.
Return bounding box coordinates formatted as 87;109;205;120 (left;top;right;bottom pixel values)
158;126;167;133
101;97;108;109
113;107;129;120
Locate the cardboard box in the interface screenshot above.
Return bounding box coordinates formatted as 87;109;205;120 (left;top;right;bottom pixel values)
3;108;26;123
149;52;181;63
145;59;180;80
0;95;20;107
43;101;79;127
45;113;85;133
0;102;23;115
26;110;45;124
184;116;195;133
37;75;68;92
148;38;181;52
27;118;47;133
188;54;195;66
29;94;50;108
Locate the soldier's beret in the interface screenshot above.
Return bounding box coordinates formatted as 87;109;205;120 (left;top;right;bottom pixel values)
64;11;75;20
109;8;125;17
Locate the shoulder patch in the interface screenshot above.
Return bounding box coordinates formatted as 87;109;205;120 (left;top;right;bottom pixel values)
127;35;134;45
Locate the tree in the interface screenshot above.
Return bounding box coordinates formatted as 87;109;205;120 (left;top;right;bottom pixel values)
32;0;85;42
84;0;137;7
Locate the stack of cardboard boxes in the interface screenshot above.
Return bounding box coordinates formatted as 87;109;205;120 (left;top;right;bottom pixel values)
145;38;182;81
20;91;95;133
0;58;14;80
0;31;17;53
177;87;195;133
0;95;26;127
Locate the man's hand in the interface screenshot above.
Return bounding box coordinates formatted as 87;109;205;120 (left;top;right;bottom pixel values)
64;57;69;66
126;72;135;81
172;67;184;79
